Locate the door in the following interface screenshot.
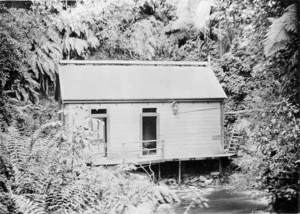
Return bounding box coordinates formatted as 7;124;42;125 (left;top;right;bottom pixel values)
97;118;107;157
142;116;157;155
90;117;107;157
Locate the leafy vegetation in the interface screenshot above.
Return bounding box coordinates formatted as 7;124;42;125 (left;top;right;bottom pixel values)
0;105;177;214
0;0;299;213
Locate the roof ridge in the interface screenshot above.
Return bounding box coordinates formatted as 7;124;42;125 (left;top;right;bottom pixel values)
60;60;209;67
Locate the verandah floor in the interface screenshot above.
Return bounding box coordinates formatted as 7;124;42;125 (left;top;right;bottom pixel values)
90;153;235;166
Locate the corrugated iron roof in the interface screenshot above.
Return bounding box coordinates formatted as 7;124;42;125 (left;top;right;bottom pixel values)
59;61;227;102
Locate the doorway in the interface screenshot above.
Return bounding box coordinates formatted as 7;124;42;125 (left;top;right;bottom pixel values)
142;116;157;155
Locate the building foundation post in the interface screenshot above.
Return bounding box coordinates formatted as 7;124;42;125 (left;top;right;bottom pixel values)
158;163;161;181
178;160;181;185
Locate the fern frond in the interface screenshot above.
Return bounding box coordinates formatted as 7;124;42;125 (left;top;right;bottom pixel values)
29;55;39;79
0;203;8;214
12;195;46;214
264;3;297;56
6;127;30;167
170;18;194;31
175;0;191;19
283;4;297;33
193;0;213;31
46;181;101;213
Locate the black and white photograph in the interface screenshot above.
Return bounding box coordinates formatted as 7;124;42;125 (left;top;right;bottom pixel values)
0;0;299;213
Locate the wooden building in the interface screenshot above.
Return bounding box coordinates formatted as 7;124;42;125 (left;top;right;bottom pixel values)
58;60;233;167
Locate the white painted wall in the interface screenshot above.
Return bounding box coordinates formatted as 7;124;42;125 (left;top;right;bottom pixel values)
64;102;222;161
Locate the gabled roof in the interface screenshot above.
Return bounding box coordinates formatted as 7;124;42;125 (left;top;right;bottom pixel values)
59;60;227;102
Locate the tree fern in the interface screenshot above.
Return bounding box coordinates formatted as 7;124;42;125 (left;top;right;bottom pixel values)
127;17;165;60
264;3;297;57
53;1;102;59
0;7;61;103
168;0;215;33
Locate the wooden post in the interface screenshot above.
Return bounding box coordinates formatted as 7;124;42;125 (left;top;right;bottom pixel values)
158;163;161;181
178;160;181;185
219;159;222;173
161;140;165;160
220;101;225;153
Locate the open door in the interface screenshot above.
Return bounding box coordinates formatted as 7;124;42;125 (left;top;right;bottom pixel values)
97;118;107;157
142;116;157;155
90;117;108;157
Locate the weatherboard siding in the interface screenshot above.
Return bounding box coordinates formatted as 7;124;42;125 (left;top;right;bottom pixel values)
64;102;222;162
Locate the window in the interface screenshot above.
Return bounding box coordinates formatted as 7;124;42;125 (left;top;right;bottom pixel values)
91;109;107;114
91;109;109;157
141;109;159;156
142;108;157;113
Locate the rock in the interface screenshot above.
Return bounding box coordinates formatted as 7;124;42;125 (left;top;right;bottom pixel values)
159;181;168;187
154;188;165;203
190;176;199;183
199;175;207;182
153;185;179;204
211;172;220;177
191;181;198;186
156;204;174;214
125;204;153;214
163;193;173;203
169;190;180;203
205;179;213;185
215;179;221;186
200;183;206;188
130;173;149;181
183;178;189;184
182;174;189;179
159;179;168;185
167;178;176;185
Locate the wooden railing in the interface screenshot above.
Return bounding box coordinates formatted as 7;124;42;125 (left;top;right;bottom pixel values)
121;139;165;160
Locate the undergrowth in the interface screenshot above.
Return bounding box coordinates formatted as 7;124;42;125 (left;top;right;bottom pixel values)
0;104;173;214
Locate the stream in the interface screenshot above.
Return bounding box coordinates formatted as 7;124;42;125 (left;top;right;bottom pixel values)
173;188;269;214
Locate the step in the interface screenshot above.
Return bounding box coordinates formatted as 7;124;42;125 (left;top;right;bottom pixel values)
232;136;243;139
229;145;237;148
232;132;241;135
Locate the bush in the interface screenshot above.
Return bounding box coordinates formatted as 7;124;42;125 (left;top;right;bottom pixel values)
0;108;175;214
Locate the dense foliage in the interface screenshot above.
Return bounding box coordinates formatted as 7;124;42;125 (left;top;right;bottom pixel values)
0;0;299;213
0;105;179;214
210;1;299;212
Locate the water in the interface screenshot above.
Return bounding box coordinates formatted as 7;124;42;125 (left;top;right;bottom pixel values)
173;189;269;214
